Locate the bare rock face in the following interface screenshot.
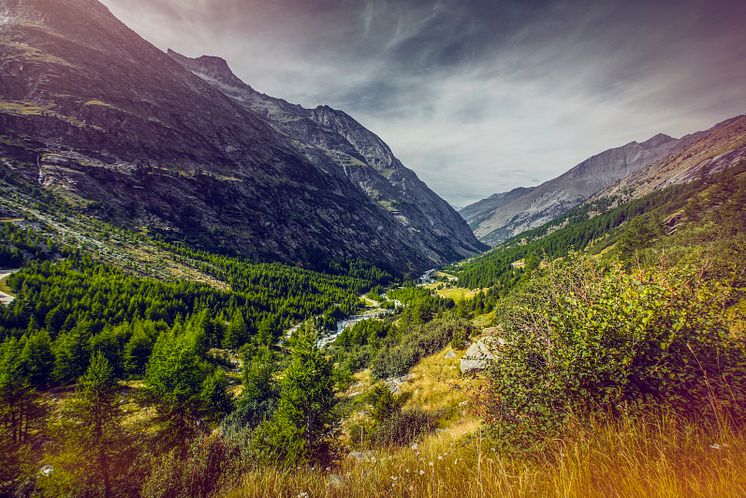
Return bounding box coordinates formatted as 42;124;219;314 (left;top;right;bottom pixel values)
594;115;746;202
168;50;487;264
461;134;680;245
0;0;484;276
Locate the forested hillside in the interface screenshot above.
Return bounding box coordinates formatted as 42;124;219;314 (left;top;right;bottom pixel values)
2;152;744;496
453;159;746;291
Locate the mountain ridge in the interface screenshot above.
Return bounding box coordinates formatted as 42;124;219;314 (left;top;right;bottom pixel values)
594;115;746;202
0;0;484;275
461;132;683;244
167;49;486;261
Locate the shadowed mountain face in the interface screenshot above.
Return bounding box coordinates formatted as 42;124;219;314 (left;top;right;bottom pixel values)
168;50;487;260
461;134;682;245
0;0;484;275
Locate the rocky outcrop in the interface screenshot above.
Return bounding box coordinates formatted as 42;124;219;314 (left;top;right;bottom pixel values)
460;336;503;375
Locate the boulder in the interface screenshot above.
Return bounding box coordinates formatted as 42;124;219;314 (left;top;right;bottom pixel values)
460;336;502;374
385;373;413;393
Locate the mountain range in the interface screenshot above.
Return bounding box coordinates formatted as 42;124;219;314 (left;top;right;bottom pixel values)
595;115;746;202
0;0;484;275
461;133;688;244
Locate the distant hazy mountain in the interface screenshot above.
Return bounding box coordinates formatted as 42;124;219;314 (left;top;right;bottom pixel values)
459;186;536;231
461;134;682;245
595;115;746;202
0;0;484;275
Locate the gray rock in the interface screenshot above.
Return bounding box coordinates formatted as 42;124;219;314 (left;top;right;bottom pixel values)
385;373;413;393
460;336;502;374
444;350;456;359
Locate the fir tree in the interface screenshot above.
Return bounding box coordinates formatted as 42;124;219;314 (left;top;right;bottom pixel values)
266;322;337;464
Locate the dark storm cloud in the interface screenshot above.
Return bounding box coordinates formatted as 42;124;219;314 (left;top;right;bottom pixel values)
101;0;746;206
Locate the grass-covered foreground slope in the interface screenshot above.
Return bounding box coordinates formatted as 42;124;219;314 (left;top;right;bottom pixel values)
1;158;746;497
217;159;746;496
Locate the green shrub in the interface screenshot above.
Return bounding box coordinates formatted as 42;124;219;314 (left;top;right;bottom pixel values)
488;256;746;449
450;325;472;350
350;384;439;448
372;314;474;379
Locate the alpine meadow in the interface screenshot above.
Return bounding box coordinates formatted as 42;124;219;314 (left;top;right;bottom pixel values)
1;0;745;497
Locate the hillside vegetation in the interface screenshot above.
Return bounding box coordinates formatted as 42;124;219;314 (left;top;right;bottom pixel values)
1;160;745;497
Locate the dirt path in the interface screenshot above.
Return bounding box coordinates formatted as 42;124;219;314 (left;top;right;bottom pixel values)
0;268;19;305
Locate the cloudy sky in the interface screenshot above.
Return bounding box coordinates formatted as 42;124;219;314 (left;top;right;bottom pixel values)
101;0;746;207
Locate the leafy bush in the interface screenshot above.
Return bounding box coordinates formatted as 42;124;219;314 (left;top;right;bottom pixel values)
350;384;438;448
488;256;746;449
450;324;472;350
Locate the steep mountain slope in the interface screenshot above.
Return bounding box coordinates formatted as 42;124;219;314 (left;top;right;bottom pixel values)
461;134;681;245
459;186;536;230
168;50;486;260
453;113;746;290
0;0;482;274
596;115;746;202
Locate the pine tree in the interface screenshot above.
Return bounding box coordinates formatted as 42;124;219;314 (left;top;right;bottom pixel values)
20;330;54;386
123;321;153;377
144;326;212;449
223;310;248;349
43;353;131;498
76;352;119;497
232;345;277;427
52;327;88;383
266;322;337;464
0;336;45;493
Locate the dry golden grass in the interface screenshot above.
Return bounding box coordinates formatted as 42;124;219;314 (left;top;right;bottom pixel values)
224;414;746;498
224;338;746;498
0;276;13;296
471;311;495;329
398;346;480;422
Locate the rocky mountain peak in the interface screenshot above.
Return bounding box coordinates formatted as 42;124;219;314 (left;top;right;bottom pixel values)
167;49;250;91
462;132;683;244
640;133;676;149
1;0;485;275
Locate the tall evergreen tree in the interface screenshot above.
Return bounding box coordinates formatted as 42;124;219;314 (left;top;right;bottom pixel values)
52;325;89;383
266;322;337;464
41;353;133;498
223;310;248;349
230;345;277;428
20;330;54;386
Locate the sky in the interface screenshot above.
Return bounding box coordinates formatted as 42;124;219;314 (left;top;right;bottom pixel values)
101;0;746;207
